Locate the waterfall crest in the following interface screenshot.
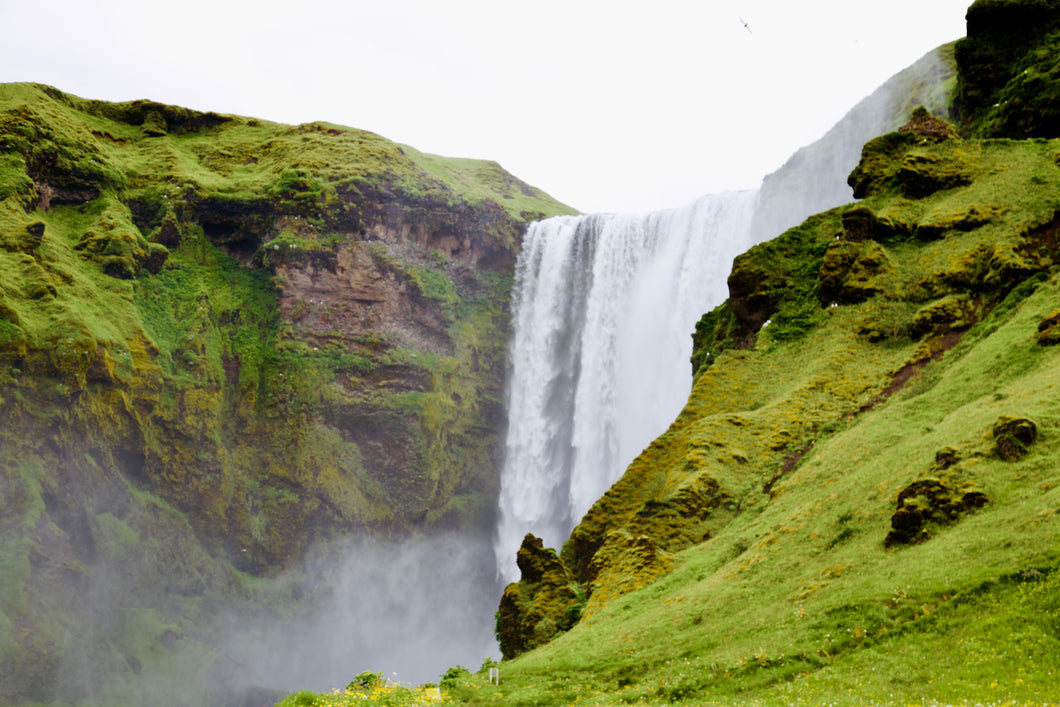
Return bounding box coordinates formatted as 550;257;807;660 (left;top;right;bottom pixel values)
493;46;956;584
494;191;759;581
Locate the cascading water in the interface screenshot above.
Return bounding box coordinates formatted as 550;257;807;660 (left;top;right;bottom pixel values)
494;191;759;581
492;47;954;583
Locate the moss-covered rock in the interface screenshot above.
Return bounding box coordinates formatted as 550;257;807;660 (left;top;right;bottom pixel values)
818;239;897;304
583;529;674;618
992;414;1038;460
848;108;963;200
897;151;975;199
911;294;978;338
848;131;919;199
954;0;1060;136
840;205;905;244
0;219;44;254
727;253;780;330
898;105;962;143
690;301;744;374
885;476;989;547
723;212;834;342
915;205;1002;240
1035;308;1060;344
496;534;583;659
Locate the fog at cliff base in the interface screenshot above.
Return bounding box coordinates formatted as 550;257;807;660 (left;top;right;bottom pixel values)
0;0;971;213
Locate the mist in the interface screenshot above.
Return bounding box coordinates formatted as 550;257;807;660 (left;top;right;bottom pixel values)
27;508;502;707
225;533;503;694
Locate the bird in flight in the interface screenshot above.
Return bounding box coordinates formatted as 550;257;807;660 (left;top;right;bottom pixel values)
739;17;752;33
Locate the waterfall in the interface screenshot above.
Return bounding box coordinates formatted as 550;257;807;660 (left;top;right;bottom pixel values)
494;191;759;581
492;46;956;584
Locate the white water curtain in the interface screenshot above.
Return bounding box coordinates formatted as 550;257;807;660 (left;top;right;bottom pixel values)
494;191;759;581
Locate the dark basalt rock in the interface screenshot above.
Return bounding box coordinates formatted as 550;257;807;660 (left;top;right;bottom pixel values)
885;476;989;547
993;415;1037;461
1035;309;1060;345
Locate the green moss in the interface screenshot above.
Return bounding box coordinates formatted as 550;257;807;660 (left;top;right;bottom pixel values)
690;301;742;375
0;80;583;705
492;264;1060;707
497;534;584;659
399;146;578;221
406;265;461;315
955;1;1060;137
507;94;1060;682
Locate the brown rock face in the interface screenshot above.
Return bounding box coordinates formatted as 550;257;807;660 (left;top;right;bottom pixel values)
276;241;451;354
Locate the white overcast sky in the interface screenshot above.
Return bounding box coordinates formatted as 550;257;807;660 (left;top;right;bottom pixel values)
0;0;972;214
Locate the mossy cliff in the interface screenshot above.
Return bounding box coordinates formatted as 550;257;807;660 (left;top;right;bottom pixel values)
493;3;1060;700
0;83;573;704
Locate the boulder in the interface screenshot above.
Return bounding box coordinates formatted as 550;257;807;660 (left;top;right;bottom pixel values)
818;240;896;305
885;476;989;547
992;415;1037;461
1035;309;1060;345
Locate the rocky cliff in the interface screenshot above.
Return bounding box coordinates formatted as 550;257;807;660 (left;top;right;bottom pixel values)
495;0;1060;684
0;83;573;704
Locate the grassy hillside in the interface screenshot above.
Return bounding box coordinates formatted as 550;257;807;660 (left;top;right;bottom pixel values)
479;123;1060;703
454;2;1060;704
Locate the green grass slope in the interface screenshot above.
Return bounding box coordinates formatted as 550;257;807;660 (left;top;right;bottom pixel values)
491;262;1060;705
476;1;1060;701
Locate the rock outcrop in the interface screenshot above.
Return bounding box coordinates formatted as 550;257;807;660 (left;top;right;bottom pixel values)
0;82;574;704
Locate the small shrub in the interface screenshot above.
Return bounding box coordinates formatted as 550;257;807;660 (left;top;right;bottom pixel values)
276;689;317;707
440;665;470;687
347;670;383;690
